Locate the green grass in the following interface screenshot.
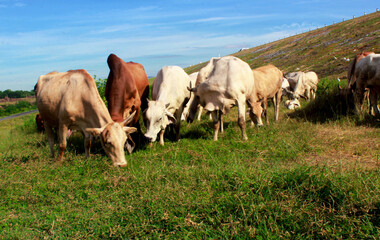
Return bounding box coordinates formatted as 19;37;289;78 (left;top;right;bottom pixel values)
0;96;379;238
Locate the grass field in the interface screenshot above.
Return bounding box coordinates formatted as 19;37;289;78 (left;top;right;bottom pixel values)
1;10;379;240
0;82;379;238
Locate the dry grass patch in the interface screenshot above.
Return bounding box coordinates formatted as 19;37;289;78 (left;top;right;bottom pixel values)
303;124;379;170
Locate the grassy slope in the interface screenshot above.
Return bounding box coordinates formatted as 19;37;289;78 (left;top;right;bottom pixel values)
0;11;379;239
186;11;380;81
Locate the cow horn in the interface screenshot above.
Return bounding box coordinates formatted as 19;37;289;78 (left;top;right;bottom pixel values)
123;111;137;126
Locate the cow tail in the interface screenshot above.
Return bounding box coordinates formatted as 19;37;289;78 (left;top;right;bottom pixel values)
347;55;358;89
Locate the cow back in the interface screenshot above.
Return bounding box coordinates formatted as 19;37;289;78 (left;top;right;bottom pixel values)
36;70;111;129
106;54;149;124
252;64;283;99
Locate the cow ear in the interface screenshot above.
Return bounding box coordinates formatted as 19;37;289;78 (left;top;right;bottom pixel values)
165;110;176;124
125;135;135;154
123;127;137;135
85;127;103;136
122;111;136;126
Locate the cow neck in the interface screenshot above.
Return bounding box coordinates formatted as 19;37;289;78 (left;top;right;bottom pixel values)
88;90;114;128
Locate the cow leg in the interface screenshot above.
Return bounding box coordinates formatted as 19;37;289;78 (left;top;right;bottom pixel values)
84;132;92;157
219;110;224;133
237;100;248;140
159;129;165;146
197;106;203;121
263;98;269;125
369;89;379;117
174;109;183;141
44;123;55;158
274;90;282;121
58;124;68;162
354;87;365;115
210;111;219;141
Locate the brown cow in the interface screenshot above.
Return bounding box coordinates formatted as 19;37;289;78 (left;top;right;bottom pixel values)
35;70;137;166
105;53;149;152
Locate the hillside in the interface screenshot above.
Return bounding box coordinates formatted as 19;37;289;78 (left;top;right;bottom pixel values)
186;11;380;81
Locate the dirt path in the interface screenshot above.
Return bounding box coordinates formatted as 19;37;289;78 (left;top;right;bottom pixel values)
0;110;38;122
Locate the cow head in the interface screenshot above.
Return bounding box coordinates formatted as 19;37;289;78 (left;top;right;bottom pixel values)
247;99;264;126
143;100;176;142
85;112;137;167
285;99;300;109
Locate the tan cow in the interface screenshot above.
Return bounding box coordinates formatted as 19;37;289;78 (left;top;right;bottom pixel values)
249;64;283;125
188;56;257;141
144;66;191;145
35;70;137;166
348;53;380;117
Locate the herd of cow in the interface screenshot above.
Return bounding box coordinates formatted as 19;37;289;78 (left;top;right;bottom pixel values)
34;52;380;167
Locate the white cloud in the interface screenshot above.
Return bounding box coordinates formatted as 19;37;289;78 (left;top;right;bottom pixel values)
14;2;25;7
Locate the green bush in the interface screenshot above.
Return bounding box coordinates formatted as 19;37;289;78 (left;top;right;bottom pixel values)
0;101;36;117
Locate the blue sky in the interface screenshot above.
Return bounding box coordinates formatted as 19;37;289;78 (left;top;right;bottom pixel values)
0;0;378;90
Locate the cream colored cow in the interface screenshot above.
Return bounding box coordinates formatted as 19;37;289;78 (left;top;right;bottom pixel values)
249;64;283;125
35;70;137;167
188;56;257;141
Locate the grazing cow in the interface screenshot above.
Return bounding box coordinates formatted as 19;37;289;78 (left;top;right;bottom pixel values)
249;64;283;125
188;56;257;141
105;53;149;153
181;72;198;121
347;51;375;87
35;70;137;166
285;99;300;109
285;71;319;101
144;66;191;145
35;113;44;132
347;53;380;117
345;51;375;114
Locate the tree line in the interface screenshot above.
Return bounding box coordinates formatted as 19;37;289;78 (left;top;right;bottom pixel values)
0;89;35;99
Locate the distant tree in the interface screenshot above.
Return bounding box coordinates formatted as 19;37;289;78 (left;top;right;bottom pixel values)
94;75;108;105
0;89;35;99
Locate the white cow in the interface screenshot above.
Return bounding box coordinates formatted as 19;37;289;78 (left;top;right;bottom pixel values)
144;66;191;145
348;53;380;117
181;72;198;121
35;70;137;167
286;71;319;100
188;56;258;141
